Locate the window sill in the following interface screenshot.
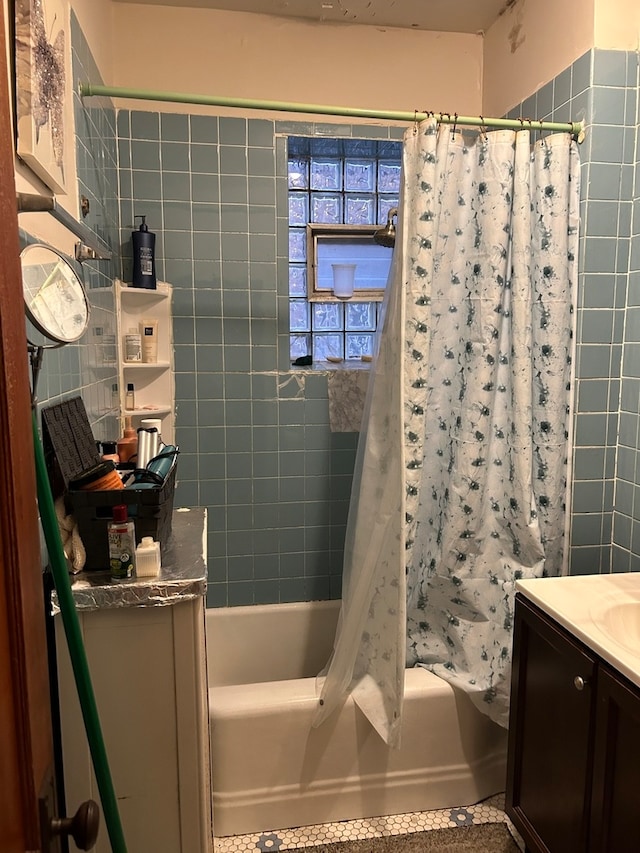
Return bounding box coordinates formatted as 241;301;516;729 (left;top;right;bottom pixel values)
291;358;372;372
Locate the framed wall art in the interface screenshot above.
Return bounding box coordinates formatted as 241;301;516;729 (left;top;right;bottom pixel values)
15;0;70;193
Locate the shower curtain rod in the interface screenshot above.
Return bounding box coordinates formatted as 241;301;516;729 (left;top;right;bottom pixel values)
79;83;586;140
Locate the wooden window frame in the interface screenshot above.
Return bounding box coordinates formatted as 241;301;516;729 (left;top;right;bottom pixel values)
306;223;387;303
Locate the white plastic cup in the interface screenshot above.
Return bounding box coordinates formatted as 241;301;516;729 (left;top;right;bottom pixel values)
331;263;356;300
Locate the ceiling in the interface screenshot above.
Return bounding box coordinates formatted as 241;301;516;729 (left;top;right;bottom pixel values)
113;0;511;34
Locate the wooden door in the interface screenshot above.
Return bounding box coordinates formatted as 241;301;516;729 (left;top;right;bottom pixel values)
506;597;596;853
0;6;58;852
589;666;640;853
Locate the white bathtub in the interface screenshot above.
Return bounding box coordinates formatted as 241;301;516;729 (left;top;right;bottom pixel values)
206;600;507;837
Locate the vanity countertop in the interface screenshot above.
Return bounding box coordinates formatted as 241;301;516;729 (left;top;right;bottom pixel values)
517;572;640;691
51;506;207;612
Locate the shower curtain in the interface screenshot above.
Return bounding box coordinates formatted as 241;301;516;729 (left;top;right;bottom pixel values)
313;118;580;747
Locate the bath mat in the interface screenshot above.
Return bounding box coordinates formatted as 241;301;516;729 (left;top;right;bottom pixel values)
285;822;520;852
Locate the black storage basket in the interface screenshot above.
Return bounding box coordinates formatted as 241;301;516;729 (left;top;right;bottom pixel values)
42;396;176;570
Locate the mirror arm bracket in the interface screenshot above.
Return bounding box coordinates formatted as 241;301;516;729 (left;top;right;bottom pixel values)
17;193;112;261
27;343;44;410
27;342;61;409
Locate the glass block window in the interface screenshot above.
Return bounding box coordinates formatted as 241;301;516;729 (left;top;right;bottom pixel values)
288;136;401;363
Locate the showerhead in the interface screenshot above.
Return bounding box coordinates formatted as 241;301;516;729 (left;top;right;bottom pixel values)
373;207;398;248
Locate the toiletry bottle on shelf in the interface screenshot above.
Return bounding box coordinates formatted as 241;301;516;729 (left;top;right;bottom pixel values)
117;416;138;463
131;215;157;290
124;328;142;362
139;318;158;363
125;383;135;410
108;504;136;580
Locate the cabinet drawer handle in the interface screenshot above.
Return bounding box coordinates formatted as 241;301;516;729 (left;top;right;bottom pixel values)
574;675;588;691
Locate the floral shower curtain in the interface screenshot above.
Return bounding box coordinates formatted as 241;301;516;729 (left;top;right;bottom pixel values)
313;119;580;746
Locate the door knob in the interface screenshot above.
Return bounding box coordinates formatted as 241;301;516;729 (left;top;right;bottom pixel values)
574;675;588;691
50;800;100;850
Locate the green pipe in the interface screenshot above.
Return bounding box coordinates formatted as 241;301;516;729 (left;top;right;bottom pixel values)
32;412;128;853
79;83;586;139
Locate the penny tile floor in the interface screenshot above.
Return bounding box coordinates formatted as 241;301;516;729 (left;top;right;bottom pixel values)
213;793;525;852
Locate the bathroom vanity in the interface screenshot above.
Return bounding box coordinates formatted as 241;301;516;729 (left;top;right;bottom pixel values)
53;507;211;853
506;573;640;853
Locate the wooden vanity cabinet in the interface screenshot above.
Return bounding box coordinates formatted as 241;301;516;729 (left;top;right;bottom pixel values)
506;594;640;853
506;595;596;853
589;667;640;852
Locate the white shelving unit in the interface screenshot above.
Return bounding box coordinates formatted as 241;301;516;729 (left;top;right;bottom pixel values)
115;279;175;444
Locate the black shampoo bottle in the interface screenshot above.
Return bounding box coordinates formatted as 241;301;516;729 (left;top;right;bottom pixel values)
132;215;157;289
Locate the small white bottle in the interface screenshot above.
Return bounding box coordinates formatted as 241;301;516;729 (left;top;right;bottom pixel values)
135;537;161;578
125;383;135;410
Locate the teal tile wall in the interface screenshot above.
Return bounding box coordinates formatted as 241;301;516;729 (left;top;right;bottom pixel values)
29;13;120;442
117;109;404;605
116;49;640;597
614;50;640;574
0;4;610;608
579;49;638;575
58;22;640;591
509;48;639;575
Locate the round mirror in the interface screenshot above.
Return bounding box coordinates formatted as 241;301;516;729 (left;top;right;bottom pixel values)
21;243;90;345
